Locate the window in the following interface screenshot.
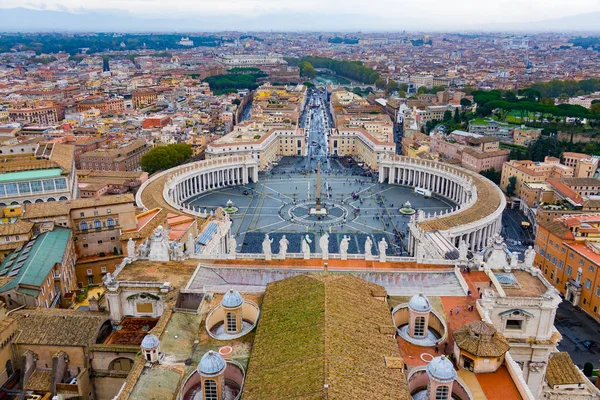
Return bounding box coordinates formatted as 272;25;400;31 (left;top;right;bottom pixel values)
413;316;425;337
98;240;103;244
54;178;67;190
107;209;111;214
80;221;88;231
570;253;575;259
586;279;592;289
567;266;572;276
590;265;595;272
107;218;114;227
80;212;85;218
94;210;99;216
597;286;600;297
558;260;563;270
94;220;101;229
506;320;523;330
226;312;237;333
580;259;585;266
30;181;42;192
435;386;449;400
101;266;107;273
83;244;88;248
204;380;217;400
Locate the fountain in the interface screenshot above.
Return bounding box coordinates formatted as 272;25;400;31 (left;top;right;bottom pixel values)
223;199;238;214
399;201;416;215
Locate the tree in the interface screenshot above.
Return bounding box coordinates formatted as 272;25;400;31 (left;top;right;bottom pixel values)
375;78;386;90
443;110;452;122
454;107;460;123
232;98;241;105
590;102;600;114
385;80;400;94
506;176;517;197
298;61;316;79
460;98;472;110
480;168;501;184
140;143;193;174
558;93;570;103
529;136;561;162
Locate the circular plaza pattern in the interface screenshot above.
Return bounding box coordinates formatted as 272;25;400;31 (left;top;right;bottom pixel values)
136;154;505;257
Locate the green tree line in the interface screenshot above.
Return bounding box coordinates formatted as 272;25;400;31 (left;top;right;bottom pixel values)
286;56;380;84
140;143;193;175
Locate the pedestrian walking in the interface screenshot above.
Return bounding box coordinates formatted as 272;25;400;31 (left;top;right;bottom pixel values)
435;344;439;353
489;280;493;287
449;309;453;316
444;342;448;352
455;306;459;315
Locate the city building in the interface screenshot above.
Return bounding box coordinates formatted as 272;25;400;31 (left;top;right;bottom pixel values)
79;139;151;172
501;157;574;197
0;227;76;309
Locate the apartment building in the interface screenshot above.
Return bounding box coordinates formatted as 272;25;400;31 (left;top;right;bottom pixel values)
76;97;125;114
79;139;151;172
535;214;600;322
430;130;509;172
0;227;76;309
500;157;574;197
21;194;137;258
562;152;600;178
8;106;60;125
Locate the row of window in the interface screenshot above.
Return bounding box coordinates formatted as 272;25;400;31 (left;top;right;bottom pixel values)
0;179;68;197
79;219;117;230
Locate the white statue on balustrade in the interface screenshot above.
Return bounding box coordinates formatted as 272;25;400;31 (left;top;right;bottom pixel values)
229;236;237;259
301;234;312;260
172;242;186;261
379;238;389;262
339;235;350;260
364;236;373;261
136;239;149;258
148;225;171;262
127;238;136;259
458;239;468;261
279;235;289;259
319;234;330;260
524;246;536;268
510;251;519;269
262;233;273;261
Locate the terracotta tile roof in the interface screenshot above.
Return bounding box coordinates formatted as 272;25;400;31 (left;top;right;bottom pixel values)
453;321;510;357
23;194;134;219
546;352;586;387
13;308;109;347
242;274;410;400
0;221;34;236
25;369;52;392
50;144;75;174
419;169;502;232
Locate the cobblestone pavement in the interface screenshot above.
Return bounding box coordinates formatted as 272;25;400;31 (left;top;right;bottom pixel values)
555;300;600;368
186;163;455;255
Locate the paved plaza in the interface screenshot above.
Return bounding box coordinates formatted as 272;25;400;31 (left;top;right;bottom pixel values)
186;157;455;255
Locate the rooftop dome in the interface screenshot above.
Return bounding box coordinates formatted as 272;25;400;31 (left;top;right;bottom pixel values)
198;350;226;377
453;321;510;357
222;289;244;309
408;293;431;312
140;334;160;350
426;356;457;383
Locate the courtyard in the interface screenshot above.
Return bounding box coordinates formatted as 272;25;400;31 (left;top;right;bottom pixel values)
185;156;455;256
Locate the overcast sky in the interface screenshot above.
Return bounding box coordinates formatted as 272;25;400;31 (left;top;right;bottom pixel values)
2;0;600;24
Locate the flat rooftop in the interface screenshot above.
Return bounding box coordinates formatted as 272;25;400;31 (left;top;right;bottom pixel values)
115;260;199;288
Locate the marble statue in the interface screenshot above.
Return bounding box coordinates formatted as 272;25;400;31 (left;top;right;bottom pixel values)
148;226;171;262
301;234;312;260
319;233;330;260
173;243;185;261
364;236;373;260
379;238;389;262
458;239;468;261
279;235;289;259
262;234;273;261
340;235;350;260
510;251;519;268
186;233;195;256
136;239;149;258
127;238;136;259
229;236;237;258
524;246;536;268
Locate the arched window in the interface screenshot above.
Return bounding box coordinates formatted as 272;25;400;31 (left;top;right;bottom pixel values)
226;312;237;333
435;385;449;400
414;316;425;337
204;380;217;400
80;221;88;231
94;219;101;229
59;196;68;201
107;218;114;227
47;197;55;202
109;357;133;372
